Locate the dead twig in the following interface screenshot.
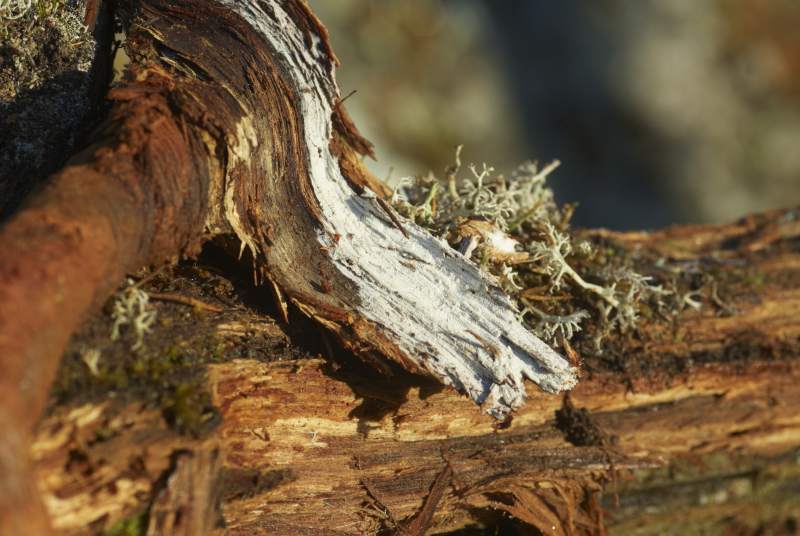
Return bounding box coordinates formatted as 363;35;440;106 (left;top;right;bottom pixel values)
147;292;223;312
400;464;453;536
376;196;410;238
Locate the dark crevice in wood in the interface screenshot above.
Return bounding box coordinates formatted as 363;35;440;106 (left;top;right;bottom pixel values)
1;0;798;532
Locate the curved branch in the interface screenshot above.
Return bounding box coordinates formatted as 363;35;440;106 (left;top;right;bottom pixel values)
0;0;573;531
30;208;800;534
218;0;575;416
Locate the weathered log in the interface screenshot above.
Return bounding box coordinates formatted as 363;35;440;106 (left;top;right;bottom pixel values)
1;0;575;531
31;210;800;534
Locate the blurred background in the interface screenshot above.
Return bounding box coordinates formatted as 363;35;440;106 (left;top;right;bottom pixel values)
309;0;800;230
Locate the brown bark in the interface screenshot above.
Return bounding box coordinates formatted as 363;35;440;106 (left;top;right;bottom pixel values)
2;0;799;532
0;78;212;534
30;210;800;534
0;0;367;530
1;0;579;530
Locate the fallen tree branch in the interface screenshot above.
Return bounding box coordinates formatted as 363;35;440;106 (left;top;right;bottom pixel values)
0;0;574;531
33;354;800;534
30;210;800;534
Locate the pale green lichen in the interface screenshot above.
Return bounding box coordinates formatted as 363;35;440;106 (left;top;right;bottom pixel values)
392;147;672;349
0;0;30;19
0;0;69;21
111;279;157;351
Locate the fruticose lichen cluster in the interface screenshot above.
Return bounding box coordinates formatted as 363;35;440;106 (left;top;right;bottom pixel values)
111;279;157;351
0;0;30;19
392;147;671;350
0;0;67;21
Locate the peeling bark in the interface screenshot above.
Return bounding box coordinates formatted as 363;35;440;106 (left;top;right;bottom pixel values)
2;0;799;533
0;0;573;531
208;0;575;416
29;210;800;534
32;344;800;534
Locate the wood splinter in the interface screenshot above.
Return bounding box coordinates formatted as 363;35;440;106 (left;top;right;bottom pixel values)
0;0;577;532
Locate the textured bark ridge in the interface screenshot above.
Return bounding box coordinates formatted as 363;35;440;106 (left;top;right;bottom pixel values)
210;0;575;417
0;0;573;439
4;0;798;534
0;0;572;532
30;209;800;534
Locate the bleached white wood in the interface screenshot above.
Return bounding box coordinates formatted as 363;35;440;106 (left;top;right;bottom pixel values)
218;0;577;417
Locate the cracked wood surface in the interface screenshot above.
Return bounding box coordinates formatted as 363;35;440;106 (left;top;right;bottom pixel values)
31;209;800;534
32;356;800;534
0;0;572;531
210;0;576;417
2;0;798;531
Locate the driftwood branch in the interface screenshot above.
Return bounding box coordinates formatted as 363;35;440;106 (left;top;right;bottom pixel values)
0;0;573;434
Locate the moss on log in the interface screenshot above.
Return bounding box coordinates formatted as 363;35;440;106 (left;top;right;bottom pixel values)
31;209;800;534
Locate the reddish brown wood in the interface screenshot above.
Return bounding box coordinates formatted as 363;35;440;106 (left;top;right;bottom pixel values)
0;83;212;533
27;210;800;534
0;1;388;530
2;0;799;531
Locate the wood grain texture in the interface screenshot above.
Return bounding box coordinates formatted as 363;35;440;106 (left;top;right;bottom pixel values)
3;0;799;531
31;209;800;534
0;0;574;530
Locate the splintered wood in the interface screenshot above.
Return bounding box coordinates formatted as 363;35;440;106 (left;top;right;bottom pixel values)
217;0;575;419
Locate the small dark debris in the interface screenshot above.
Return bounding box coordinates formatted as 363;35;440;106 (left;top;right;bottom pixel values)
219;468;295;502
554;394;606;447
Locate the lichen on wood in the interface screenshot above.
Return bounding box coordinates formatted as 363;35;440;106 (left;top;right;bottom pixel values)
208;0;577;418
2;0;799;533
0;0;577;530
29;207;800;535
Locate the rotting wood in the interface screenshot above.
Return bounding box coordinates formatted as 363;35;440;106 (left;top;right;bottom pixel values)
399;463;454;536
0;0;574;530
29;211;800;534
2;0;799;532
210;0;576;416
145;446;223;536
32;355;800;534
